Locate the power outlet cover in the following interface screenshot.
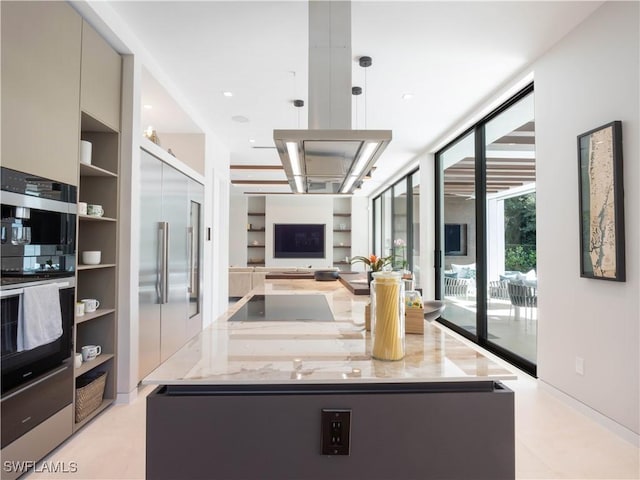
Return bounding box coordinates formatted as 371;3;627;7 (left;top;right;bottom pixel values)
321;409;351;455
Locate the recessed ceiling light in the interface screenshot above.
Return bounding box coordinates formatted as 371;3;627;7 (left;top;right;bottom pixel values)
143;104;153;109
402;93;414;100
232;115;250;123
223;91;233;97
249;138;256;143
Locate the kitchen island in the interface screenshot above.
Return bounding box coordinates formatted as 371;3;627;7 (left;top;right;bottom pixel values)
144;279;516;480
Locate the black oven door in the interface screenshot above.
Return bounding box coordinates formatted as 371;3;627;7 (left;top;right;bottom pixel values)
1;280;74;395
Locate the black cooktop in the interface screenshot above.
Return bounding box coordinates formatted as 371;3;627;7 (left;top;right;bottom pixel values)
229;294;335;322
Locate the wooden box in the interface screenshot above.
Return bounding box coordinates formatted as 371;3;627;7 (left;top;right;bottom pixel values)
364;304;424;335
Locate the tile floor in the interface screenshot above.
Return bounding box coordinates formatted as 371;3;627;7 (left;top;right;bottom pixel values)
25;326;639;480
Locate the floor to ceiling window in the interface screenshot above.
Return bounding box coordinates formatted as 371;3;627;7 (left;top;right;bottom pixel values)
410;171;420;287
436;84;537;375
438;132;477;335
392;179;408;270
372;168;420;287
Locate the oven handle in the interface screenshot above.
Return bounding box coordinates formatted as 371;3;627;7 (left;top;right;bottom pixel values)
0;280;73;298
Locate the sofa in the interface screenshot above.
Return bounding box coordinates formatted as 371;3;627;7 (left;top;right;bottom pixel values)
229;266;340;298
443;263;476;297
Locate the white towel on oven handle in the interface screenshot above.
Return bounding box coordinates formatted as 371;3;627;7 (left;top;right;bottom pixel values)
17;284;63;351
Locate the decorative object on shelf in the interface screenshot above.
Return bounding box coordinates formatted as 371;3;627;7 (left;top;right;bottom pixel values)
577;120;625;281
78;202;88;215
80;298;100;313
81;344;102;362
74;353;83;369
75;302;85;317
81;250;101;265
144;125;161;145
87;204;104;217
80;140;92;165
339;223;346;230
370;271;405;361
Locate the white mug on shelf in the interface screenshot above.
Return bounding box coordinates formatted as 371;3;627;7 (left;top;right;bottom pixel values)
81;298;100;313
75;302;85;317
80;140;92;165
78;202;88;215
87;204;104;217
82;251;101;265
81;345;101;362
74;353;83;368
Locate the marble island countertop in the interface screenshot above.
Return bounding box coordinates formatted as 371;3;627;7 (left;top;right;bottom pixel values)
143;279;516;385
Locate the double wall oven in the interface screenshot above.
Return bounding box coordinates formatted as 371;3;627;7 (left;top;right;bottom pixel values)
1;167;76;452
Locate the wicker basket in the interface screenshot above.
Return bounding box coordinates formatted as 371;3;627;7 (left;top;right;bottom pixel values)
75;371;107;423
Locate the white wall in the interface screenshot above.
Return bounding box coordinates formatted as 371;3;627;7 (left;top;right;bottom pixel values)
228;191;248;267
419;153;435;299
265;196;335;268
350;196;369;271
159;133;205;175
534;1;639;436
206;136;230;325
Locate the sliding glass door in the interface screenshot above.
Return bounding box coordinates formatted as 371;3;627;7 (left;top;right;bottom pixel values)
438;132;477;335
436;84;537;375
484;91;536;365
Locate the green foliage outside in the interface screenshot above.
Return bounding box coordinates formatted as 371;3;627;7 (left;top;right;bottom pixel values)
505;245;537;272
504;193;537;272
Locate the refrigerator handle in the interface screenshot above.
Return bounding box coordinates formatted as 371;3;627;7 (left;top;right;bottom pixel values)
187;226;194;294
156;224;162;303
160;221;170;304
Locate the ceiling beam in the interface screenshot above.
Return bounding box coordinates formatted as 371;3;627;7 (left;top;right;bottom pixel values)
230;165;284;170
231;180;289;185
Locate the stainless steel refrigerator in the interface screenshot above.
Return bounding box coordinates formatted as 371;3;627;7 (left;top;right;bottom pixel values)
138;149;203;380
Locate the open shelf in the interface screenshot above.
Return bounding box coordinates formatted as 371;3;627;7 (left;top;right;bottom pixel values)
74;353;115;378
333;245;351;248
75;308;116;325
247;212;265;216
77;263;116;271
247;245;265;248
247;228;265;232
79;162;117;178
79;214;117;222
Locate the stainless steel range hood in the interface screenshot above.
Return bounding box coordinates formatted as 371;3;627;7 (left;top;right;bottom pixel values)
273;1;392;194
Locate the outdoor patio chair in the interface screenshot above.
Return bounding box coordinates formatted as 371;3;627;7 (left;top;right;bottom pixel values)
444;276;469;297
507;282;538;331
489;280;510;300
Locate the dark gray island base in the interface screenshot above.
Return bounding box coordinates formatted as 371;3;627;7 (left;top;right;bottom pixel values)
146;381;514;480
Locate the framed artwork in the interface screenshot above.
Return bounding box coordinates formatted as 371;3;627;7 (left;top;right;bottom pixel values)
577;120;625;281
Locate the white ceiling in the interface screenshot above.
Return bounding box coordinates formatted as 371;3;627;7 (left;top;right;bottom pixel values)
108;0;603;196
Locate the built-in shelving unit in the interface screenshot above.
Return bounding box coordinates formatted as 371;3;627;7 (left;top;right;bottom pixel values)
74;110;119;432
247;197;266;266
333;198;352;271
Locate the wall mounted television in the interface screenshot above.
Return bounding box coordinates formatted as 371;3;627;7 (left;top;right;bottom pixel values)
274;224;325;259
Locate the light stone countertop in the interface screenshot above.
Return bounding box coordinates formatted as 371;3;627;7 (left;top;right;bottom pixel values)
142;279;516;385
